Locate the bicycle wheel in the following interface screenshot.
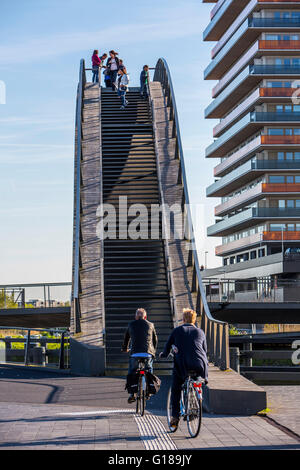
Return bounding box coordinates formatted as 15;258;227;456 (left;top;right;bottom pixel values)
186;382;202;438
136;377;141;415
136;376;145;416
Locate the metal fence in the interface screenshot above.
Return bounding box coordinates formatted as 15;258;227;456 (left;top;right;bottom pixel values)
203;278;300;304
0;283;71;309
0;326;70;369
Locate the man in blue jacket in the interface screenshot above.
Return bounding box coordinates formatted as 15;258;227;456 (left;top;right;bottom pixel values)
160;308;208;430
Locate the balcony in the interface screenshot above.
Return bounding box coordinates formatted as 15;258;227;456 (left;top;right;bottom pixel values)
263;231;300;241
259;87;299;97
205;33;300;81
208;207;300;237
253;111;300;122
261;135;300;145
213;89;259;138
207;65;300;119
205;20;254;80
262;183;300;193
214;184;263;215
214;136;262;175
259;39;300;50
215;232;263;256
203;0;250;41
207;112;300;159
215;231;300;256
207;208;254;236
209;176;300;200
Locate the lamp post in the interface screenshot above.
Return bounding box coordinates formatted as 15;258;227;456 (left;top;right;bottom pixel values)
205;251;208;270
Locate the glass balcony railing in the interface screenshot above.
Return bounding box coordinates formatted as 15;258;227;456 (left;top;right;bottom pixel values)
253;160;300;170
251;65;300;75
208;207;300;237
207;208;254;236
252;112;300;122
250;18;300;28
253;207;300;217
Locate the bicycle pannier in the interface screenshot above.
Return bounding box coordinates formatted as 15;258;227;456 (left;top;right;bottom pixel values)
146;372;161;395
125;372;139;394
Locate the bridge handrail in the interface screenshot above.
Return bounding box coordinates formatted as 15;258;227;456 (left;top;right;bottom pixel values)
72;59;86;333
153;58;230;370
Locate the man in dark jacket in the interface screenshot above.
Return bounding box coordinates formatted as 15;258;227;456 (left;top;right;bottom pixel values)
122;308;158;403
160;308;208;430
140;65;150;99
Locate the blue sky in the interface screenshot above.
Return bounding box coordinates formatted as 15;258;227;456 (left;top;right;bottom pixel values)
0;0;220;284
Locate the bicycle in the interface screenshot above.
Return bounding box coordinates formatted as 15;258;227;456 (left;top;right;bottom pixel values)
135;356;150;417
167;371;205;438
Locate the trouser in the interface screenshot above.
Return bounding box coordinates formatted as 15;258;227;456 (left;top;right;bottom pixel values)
92;67;99;83
110;70;118;90
118;88;127;107
141;83;148;99
128;356;154;375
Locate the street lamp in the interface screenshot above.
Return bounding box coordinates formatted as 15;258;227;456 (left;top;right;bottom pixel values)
205;251;208;269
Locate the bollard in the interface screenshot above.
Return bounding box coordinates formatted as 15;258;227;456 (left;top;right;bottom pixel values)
5;337;12;362
243;341;252;367
230;347;240;374
33;346;46;366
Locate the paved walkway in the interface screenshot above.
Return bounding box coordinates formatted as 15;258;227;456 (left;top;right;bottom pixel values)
0;367;299;450
0;402;299;450
264;386;300;436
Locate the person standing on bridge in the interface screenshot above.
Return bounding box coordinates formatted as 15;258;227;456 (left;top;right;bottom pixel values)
118;68;129;110
140;65;150;99
122;308;158;403
106;50;120;91
160;308;208;431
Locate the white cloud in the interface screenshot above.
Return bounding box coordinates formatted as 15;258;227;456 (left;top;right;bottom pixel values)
0;13;206;65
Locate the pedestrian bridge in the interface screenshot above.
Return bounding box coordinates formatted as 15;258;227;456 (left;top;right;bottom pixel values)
0;59;271;414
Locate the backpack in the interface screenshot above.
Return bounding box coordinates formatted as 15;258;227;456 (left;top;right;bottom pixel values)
146;372;161;396
125;372;139;394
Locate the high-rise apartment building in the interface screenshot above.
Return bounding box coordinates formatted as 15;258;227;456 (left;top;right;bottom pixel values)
204;0;300;280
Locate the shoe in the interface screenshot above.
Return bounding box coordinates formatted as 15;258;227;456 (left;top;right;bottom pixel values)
169;417;179;432
120;106;125;110
128;394;136;404
125;100;129;106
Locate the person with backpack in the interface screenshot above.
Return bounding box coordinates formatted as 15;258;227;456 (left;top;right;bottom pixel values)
140;65;150;99
159;308;208;431
122;308;158;403
117;68;129;110
104;68;112;88
106;50;120;91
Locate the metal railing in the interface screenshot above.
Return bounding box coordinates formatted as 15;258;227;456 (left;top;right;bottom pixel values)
0;283;71;309
0;326;70;369
153;58;230;370
203;278;300;304
149;88;178;327
72;59;86;334
72;60;105;341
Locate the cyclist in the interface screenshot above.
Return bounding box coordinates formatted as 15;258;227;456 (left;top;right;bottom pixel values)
122;308;158;403
160;308;208;431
